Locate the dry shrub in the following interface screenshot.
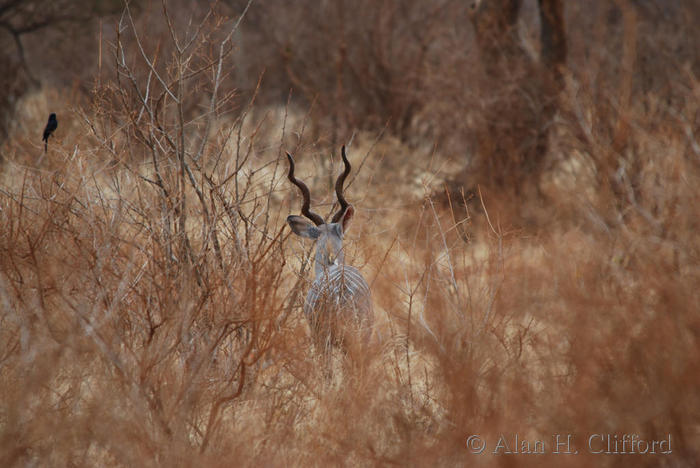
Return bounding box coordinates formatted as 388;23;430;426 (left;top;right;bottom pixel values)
0;4;289;464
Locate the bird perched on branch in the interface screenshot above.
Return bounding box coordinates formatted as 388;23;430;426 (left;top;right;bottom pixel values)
42;113;57;152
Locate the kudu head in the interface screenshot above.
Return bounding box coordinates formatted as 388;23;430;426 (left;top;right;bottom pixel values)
286;146;355;277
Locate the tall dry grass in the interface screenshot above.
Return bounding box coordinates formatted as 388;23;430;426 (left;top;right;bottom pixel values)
1;1;699;467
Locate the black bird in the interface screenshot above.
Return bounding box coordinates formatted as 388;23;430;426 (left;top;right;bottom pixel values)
42;113;58;152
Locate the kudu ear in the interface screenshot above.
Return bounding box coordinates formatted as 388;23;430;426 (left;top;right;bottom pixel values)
287;215;321;239
338;205;354;233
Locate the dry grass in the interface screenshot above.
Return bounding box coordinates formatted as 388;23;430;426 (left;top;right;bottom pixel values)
1;1;699;467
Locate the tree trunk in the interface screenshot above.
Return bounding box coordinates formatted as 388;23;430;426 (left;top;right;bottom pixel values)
466;0;566;195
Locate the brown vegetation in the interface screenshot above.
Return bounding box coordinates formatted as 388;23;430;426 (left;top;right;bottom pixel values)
0;0;699;466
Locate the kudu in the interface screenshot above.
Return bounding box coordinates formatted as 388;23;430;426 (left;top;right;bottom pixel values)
286;146;373;357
